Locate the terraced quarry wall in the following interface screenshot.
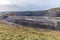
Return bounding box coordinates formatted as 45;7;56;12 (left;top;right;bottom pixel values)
1;16;60;30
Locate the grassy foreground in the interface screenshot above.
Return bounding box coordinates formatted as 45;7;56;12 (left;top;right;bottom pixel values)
0;21;60;40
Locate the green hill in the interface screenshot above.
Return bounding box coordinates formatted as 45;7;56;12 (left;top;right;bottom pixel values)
0;21;60;40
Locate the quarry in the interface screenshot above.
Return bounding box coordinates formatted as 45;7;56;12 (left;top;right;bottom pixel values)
0;16;60;30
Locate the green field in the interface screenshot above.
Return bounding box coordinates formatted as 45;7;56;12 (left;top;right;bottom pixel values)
0;21;60;40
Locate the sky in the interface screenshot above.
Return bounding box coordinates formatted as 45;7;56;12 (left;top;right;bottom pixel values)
0;0;60;11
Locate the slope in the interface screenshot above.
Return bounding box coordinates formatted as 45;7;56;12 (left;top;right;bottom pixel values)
0;21;60;40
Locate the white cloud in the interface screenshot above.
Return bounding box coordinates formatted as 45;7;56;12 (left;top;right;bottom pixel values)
0;0;12;5
0;0;60;11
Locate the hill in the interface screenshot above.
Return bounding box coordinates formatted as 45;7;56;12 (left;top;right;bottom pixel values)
0;21;60;40
1;7;60;17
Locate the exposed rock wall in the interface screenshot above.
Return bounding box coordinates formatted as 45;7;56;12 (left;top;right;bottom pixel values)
1;16;60;30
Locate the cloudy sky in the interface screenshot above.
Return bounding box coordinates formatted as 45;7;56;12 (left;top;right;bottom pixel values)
0;0;60;11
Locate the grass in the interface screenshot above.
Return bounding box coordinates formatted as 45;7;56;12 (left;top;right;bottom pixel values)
0;21;60;40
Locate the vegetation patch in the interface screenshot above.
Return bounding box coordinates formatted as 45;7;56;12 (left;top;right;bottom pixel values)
0;21;60;40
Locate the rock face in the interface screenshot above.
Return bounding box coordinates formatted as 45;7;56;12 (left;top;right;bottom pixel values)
1;16;60;30
45;8;60;17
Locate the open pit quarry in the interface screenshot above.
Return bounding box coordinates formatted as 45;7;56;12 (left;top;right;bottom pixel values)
0;16;60;30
